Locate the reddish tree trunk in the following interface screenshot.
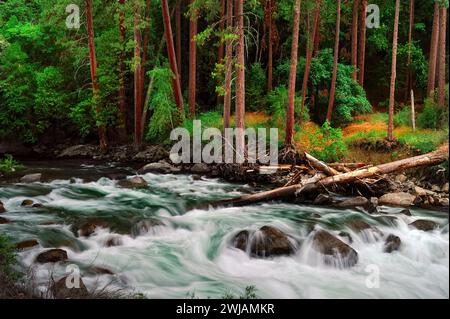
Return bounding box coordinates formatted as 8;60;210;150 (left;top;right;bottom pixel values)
351;0;358;81
235;0;246;153
161;0;184;116
358;0;366;86
285;0;302;146
118;0;127;139
387;0;400;142
175;0;182;85
438;5;447;108
300;0;320;119
223;0;233;129
85;0;108;152
326;0;341;123
218;0;226;64
141;0;152;97
134;5;143;149
427;2;440;97
405;0;414;100
188;1;198;118
313;10;320;57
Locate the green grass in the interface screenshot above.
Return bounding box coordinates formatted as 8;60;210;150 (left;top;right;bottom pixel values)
345;130;386;144
369;112;389;124
397;130;448;153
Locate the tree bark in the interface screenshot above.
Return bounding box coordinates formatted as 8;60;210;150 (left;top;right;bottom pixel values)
387;0;400;142
285;0;302;146
235;0;246;155
189;1;198;118
438;5;447;108
141;0;151;103
85;0;108;152
161;0;184;116
176;0;182;85
357;0;366;86
117;0;127;140
134;5;143;150
218;0;226;64
326;0;340;123
223;0;233;129
351;0;358;81
405;0;414;101
427;2;440;97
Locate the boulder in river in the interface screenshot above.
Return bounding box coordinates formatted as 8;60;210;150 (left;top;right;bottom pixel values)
35;249;68;264
32;203;44;208
399;209;412;216
190;163;210;174
16;239;39;250
21;199;34;206
409;219;439;231
104;235;123;247
312;230;358;268
117;176;148;189
346;220;373;232
0;216;10;224
20;173;42;183
336;196;369;208
233;226;295;257
139;160;181;174
52;276;89;299
313;194;335;206
131;219;165;237
384;234;401;253
0;201;5;213
57;144;99;158
378;192;415;207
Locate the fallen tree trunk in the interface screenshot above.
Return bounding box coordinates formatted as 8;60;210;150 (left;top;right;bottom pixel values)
208;144;449;208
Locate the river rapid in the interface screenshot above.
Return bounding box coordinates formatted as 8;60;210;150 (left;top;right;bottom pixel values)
0;160;448;299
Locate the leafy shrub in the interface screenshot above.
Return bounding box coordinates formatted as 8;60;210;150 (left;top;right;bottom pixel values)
246;63;267;111
0;233;19;280
183;111;223;133
266;85;308;128
398;130;448;154
0;154;25;176
309;121;347;162
394;107;412;127
417;97;439;129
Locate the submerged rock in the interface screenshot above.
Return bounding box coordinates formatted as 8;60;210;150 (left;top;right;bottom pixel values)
104;235;123;247
32;203;45;208
384;234;401;253
312;230;358;268
233;226;295;258
117;176;148;189
92;266;115;275
52;276;89;299
338;231;353;244
16;239;39;250
0;216;10;224
131;219;165;237
409;219;439;231
0;201;5;213
336;196;369;208
346;220;372;232
20;173;42;183
190;163;210;174
36;249;68;264
139;160;180;174
378;192;415;207
21;199;34;206
399;209;412;216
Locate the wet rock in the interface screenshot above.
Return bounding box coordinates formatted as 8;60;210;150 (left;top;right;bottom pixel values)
52;276;89;299
312;230;358;267
0;201;5;213
399;208;412;216
313;194;335;206
439;197;449;207
32;203;45;208
58;144;99;158
370;197;379;207
16;239;39;250
384;234;401;253
378;192;415;207
409;219;439;231
20;173;42;183
139;160;181;174
338;231;353;244
365;201;379;214
431;185;441;192
93;266;115;275
442;183;449;194
78;223;100;237
36;249;68;264
249;226;295;257
233;230;249;251
117;176;148;189
133;145;168;162
21;199;34;206
131;219;165;237
414;186;435;196
0;216;10;224
104;236;123;247
374;215;397;226
191;163;210;174
346;220;372;232
311;213;321;219
336;196;369;208
107;173;127;180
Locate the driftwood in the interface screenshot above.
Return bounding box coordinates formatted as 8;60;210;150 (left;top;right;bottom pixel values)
209;144;449;208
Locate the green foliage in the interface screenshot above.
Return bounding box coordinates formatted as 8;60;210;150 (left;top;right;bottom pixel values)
0;154;25;176
309;121;347;162
222;286;258;299
417;97;440;129
246;63;267;111
266;85;308;129
394;107;412;127
146;67;180;142
183;111;223;134
370;112;389;124
398;130;449;154
0;233;19;280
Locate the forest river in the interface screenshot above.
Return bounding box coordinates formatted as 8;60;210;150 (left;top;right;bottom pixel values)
0;160;448;299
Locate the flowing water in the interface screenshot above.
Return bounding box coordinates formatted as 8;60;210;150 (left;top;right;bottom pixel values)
0;160;448;299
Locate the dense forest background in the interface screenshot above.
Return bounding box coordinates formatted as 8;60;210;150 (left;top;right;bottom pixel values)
0;0;448;163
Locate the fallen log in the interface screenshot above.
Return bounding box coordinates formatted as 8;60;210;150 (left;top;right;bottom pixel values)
304;152;340;176
208;144;449;208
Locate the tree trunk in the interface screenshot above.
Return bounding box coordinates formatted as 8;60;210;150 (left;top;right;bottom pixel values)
438;5;447;108
134;5;143;150
427;2;440;97
235;0;246;155
141;0;151;103
405;0;414;101
189;1;198;118
85;0;108;152
175;0;182;85
351;0;358;81
161;0;184;116
300;0;320;118
223;0;233;129
326;0;340;123
387;0;400;142
357;0;366;86
313;10;320;57
267;0;273;92
285;0;302;146
117;0;127;140
218;0;226;64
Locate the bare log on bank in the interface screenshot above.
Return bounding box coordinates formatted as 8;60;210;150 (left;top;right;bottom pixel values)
209;144;449;208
